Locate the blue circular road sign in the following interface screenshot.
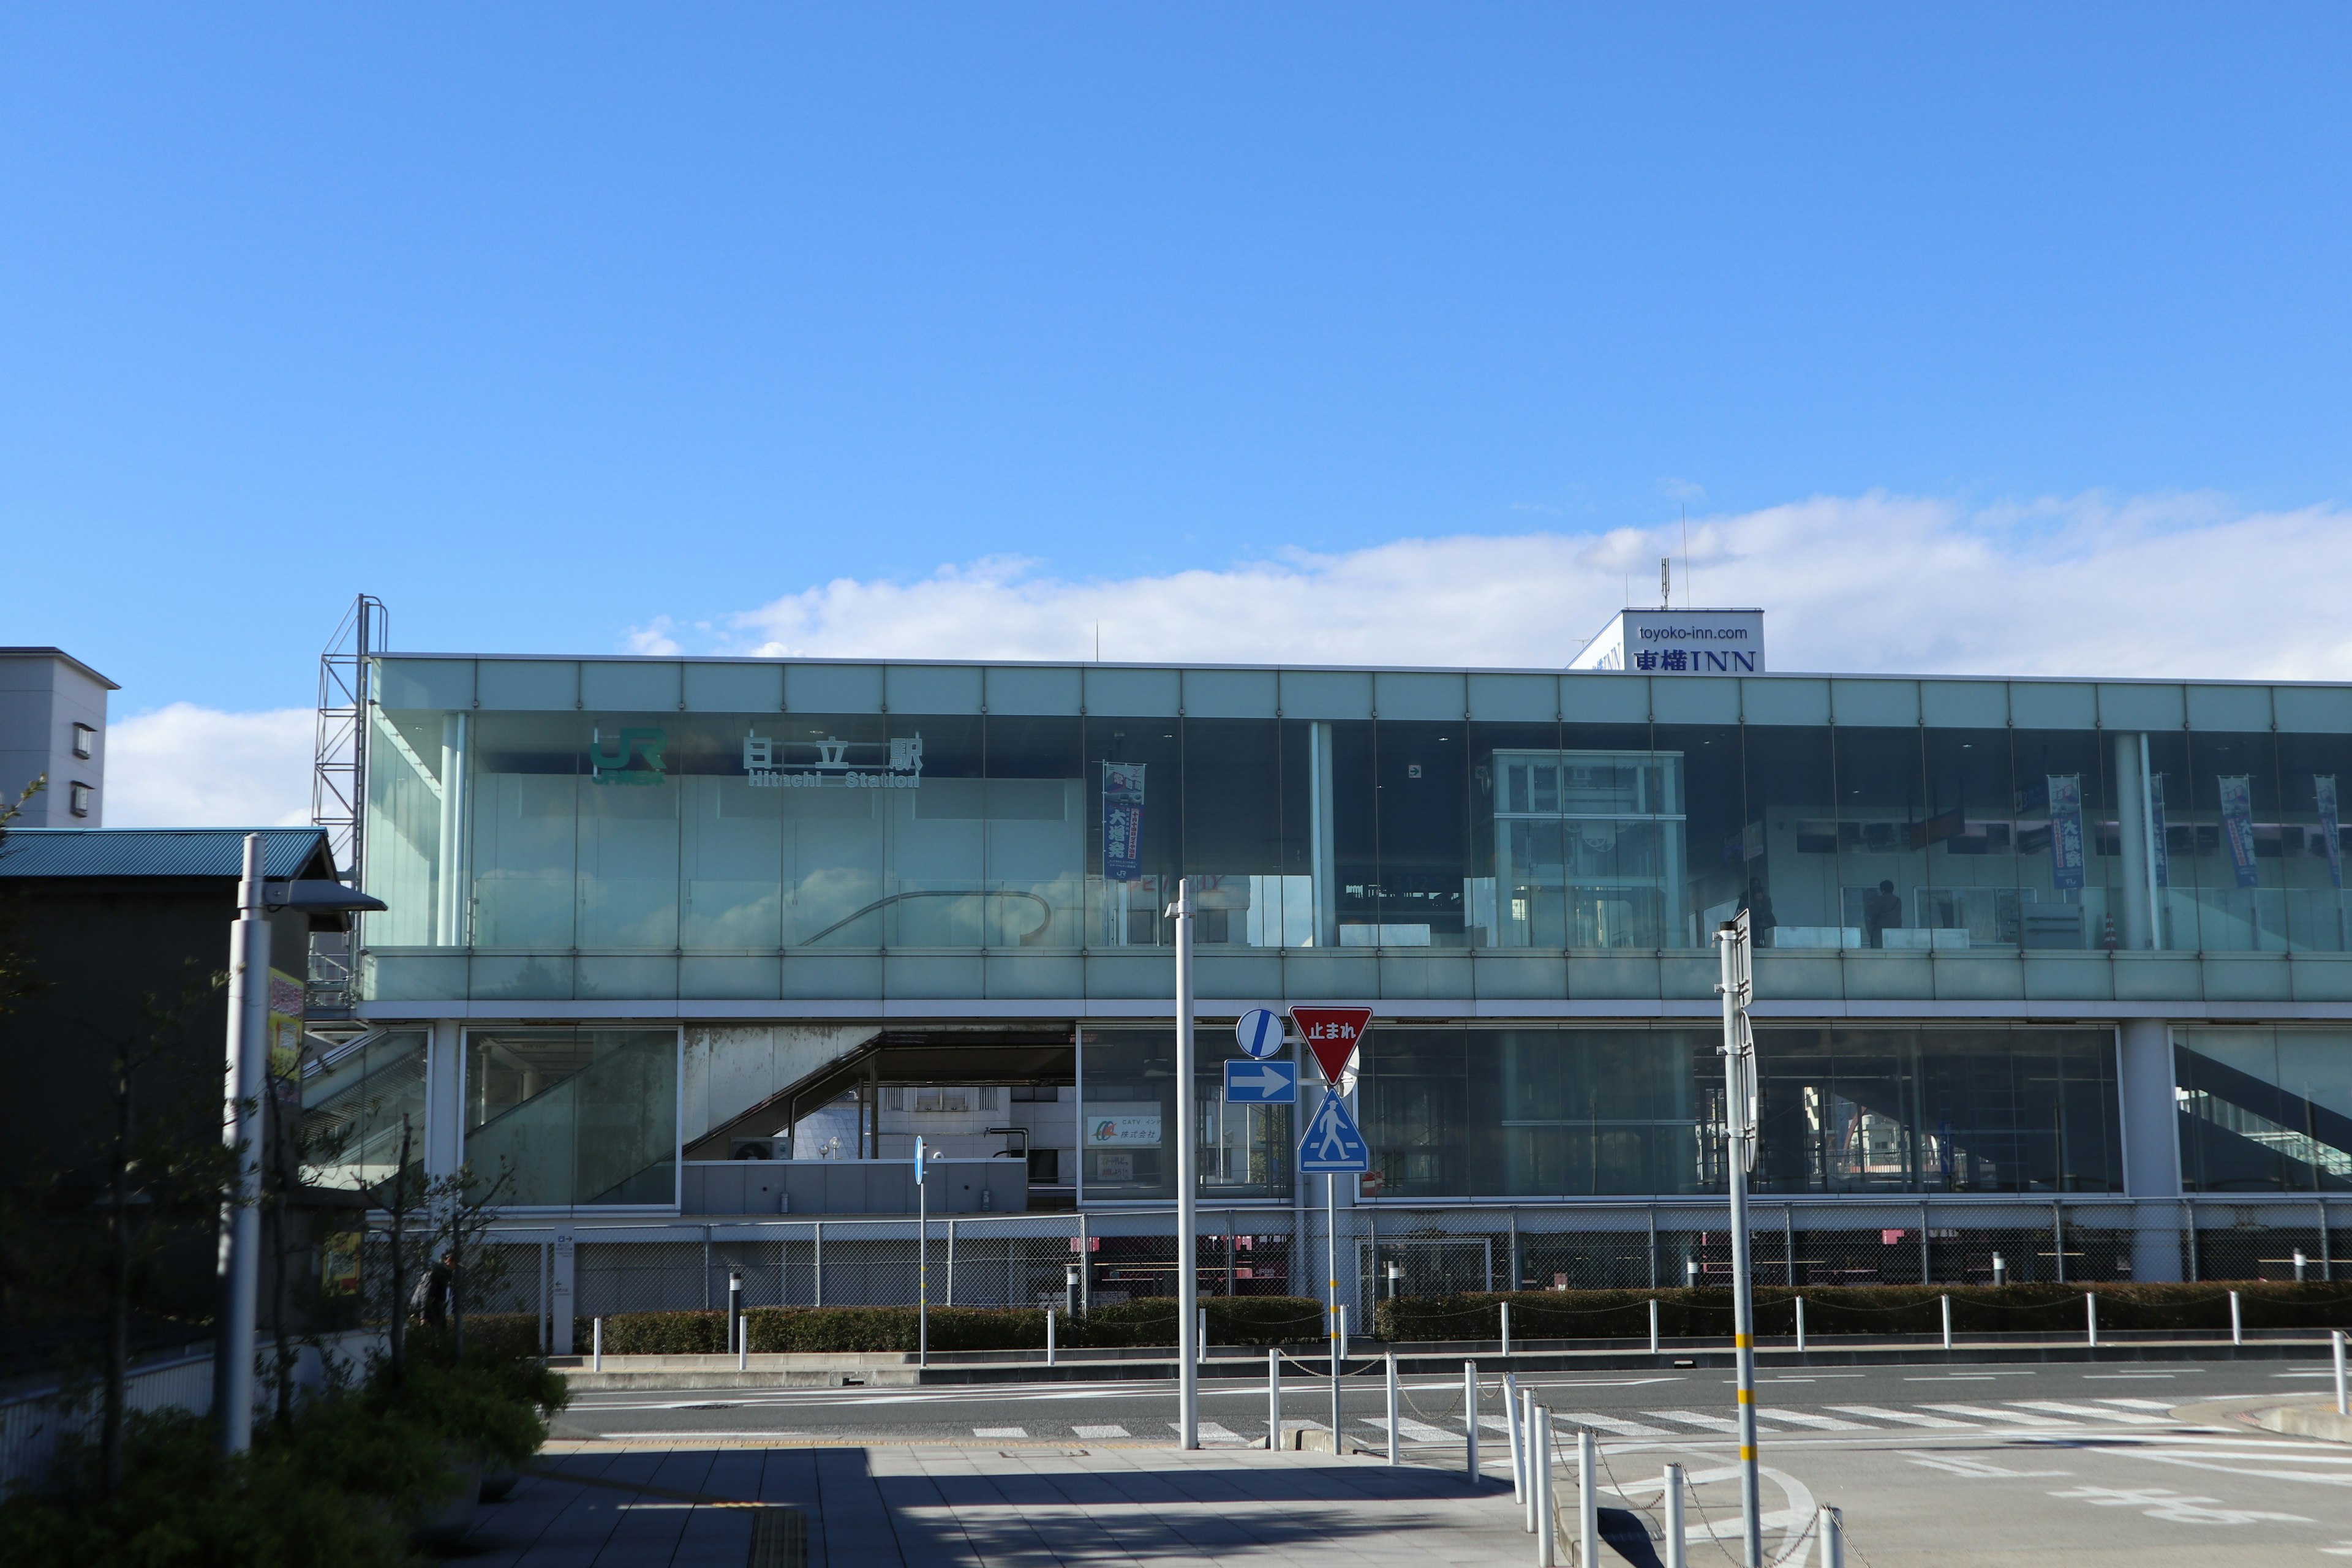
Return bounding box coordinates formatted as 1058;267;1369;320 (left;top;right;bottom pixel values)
1234;1008;1285;1059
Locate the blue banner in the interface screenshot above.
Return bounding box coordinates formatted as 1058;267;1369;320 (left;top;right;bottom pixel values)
1102;762;1147;883
2220;774;2259;889
2320;775;2343;890
2047;774;2085;891
2150;774;2170;889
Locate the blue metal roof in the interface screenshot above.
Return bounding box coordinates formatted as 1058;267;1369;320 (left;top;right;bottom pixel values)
0;828;336;881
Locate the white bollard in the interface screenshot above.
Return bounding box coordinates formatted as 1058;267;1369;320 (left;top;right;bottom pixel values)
1505;1372;1526;1505
1338;1303;1350;1363
1502;1300;1513;1357
2335;1330;2348;1417
1992;1252;2007;1287
1533;1413;1555;1566
592;1316;604;1371
1663;1461;1687;1568
2230;1290;2242;1347
1575;1427;1599;1568
1386;1351;1401;1466
1267;1347;1282;1450
1047;1309;1058;1366
1465;1362;1482;1482
1199;1306;1210;1365
1649;1297;1660;1354
1941;1294;1953;1352
1818;1502;1844;1567
1522;1387;1540;1532
2296;1249;2309;1283
738;1317;748;1372
2086;1292;2098;1349
1796;1295;1807;1353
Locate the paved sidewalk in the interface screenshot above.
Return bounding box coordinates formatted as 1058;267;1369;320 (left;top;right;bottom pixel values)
452;1439;1534;1566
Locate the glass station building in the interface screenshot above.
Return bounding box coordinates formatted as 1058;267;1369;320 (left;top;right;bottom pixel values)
322;652;2352;1283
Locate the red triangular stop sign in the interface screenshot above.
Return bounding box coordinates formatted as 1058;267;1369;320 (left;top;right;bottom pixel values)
1290;1006;1372;1082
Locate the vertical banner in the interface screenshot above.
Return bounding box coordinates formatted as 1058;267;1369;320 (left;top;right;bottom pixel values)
2046;774;2085;891
2149;774;2171;889
2319;775;2343;890
2219;774;2259;889
1102;762;1147;883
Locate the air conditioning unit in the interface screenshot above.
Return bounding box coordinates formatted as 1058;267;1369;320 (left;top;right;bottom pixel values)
730;1138;778;1161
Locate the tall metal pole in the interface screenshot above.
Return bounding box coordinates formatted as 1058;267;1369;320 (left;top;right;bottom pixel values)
1173;876;1200;1449
214;834;270;1455
916;1135;929;1368
1718;914;1762;1567
1327;1171;1341;1438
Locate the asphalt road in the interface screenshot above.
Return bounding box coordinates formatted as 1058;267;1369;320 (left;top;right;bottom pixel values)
556;1354;2352;1564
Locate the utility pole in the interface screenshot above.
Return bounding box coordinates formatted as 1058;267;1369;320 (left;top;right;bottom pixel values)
214;835;270;1454
1170;876;1199;1448
1717;911;1762;1567
915;1135;929;1367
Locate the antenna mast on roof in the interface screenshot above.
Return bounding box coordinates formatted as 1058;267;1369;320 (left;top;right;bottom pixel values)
1660;556;1672;609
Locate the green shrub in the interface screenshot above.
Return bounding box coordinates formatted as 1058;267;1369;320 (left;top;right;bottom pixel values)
1373;1281;2352;1342
587;1295;1329;1355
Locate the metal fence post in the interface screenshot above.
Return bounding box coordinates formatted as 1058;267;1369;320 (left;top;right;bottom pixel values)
1648;1204;1658;1289
1785;1205;1796;1286
1267;1347;1281;1450
2335;1330;2348;1417
1664;1463;1687;1568
1465;1361;1480;1482
946;1218;956;1308
2086;1292;2098;1349
1502;1300;1513;1357
2230;1290;2241;1346
1796;1295;1806;1354
1505;1372;1525;1506
1649;1297;1660;1355
1818;1504;1844;1568
1533;1412;1555;1566
1079;1211;1091;1313
1385;1351;1400;1465
592;1316;603;1371
1046;1307;1057;1367
813;1219;824;1309
1521;1386;1540;1532
2053;1201;2066;1285
1919;1202;1931;1284
1941;1294;1953;1352
1575;1427;1599;1568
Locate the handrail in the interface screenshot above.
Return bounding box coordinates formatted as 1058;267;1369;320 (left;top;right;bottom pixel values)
801;888;1055;948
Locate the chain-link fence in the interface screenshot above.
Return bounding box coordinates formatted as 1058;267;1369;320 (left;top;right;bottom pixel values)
451;1196;2344;1339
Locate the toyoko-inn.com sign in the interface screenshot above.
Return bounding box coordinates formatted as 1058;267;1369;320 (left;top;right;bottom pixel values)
1569;609;1766;675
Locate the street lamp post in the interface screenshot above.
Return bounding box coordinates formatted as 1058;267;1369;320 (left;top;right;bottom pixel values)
214;833;385;1455
1170;876;1199;1449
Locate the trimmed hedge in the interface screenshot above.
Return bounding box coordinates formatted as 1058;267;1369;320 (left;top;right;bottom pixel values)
1374;1281;2352;1342
587;1295;1327;1355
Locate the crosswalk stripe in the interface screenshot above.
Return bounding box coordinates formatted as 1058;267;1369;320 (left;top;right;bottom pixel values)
1921;1404;2071;1427
1824;1405;1978;1429
2097;1398;2177;1411
1359;1417;1457;1442
1166;1421;1251;1444
973;1426;1028;1438
1752;1409;1869;1431
1643;1409;1745;1434
1477;1415;1514;1434
2009;1401;2169;1426
1072;1425;1129;1439
1555;1411;1675;1437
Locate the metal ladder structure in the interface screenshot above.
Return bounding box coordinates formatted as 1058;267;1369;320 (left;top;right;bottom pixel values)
307;594;386;1020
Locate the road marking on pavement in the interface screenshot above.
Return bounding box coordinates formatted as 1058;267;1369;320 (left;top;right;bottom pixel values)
1896;1450;2071;1479
2010;1401;2171;1425
2095;1398;2177;1411
1646;1409;1747;1434
1166;1421;1251;1444
1477;1415;1513;1434
1751;1410;1870;1431
1072;1425;1129;1439
1921;1404;2071;1427
2045;1484;2311;1526
1824;1405;1978;1428
1359;1417;1457;1442
973;1427;1028;1438
1555;1411;1675;1436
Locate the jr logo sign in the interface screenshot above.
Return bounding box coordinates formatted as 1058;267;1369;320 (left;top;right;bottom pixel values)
590;727;668;786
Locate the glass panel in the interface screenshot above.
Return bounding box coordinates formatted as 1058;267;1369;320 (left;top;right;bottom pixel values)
464;1028;678;1206
364;710;445;946
880;715;982;947
1752;1027;1916;1192
2009;726;2111;951
1831;729;1929;949
299;1028;427;1196
984;716;1085;948
1076;1028;1291;1200
2184;731;2284;952
1373;721;1470;946
2143;729;2193;950
1651;722;1738;949
1085;719;1183;947
1912;1029;2120;1192
1324;721;1381;948
2179;1025;2352;1192
1491;726;1683;951
1180;718;1283;947
678;716;782;949
2275;731;2352;951
1460;1028;1702;1196
1467;721;1559;948
1363;1027;1469;1194
1918;728;2024;949
469;712;581;949
1741;723;1840;948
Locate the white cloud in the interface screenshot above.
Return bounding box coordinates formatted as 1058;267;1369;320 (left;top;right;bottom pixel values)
717;491;2352;680
105;704;315;829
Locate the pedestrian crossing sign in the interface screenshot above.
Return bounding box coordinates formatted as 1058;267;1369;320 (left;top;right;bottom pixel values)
1297;1091;1370;1172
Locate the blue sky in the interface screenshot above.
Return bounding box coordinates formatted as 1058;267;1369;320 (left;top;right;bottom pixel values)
5;6;2351;823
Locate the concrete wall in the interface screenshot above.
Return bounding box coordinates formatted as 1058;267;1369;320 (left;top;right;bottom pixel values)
0;650;113;827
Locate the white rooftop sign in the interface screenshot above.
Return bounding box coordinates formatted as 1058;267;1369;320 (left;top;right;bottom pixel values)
1570;608;1766;675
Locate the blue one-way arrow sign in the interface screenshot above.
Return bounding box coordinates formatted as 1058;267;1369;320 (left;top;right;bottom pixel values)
1223;1058;1297;1104
1297;1091;1370;1172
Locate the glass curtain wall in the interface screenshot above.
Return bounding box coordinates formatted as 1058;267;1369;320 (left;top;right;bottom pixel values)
1359;1025;2120;1198
1076;1028;1292;1200
2176;1025;2352;1191
299;1029;428;1196
360;680;2352;967
463;1028;679;1206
